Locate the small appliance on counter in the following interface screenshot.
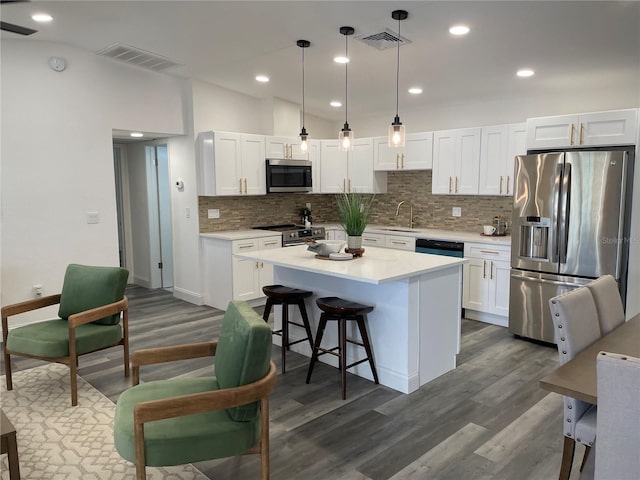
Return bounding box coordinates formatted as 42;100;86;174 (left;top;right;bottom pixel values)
492;215;509;236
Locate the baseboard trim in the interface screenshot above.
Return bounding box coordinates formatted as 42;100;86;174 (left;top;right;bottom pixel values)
173;287;203;305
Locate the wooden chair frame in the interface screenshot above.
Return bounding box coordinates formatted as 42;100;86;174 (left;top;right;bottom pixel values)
130;342;277;480
2;294;129;406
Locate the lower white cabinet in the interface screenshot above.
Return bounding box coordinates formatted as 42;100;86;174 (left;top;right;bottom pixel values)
202;235;281;310
463;242;510;326
361;232;416;251
325;228;347;241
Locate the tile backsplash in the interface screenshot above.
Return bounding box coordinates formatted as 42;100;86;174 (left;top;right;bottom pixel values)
199;170;512;233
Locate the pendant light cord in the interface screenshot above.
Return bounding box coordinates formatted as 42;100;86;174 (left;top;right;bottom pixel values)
302;46;306;128
344;33;349;125
395;17;400;117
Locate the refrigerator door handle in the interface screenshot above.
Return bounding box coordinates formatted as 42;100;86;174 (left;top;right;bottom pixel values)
509;272;586;288
558;162;571;264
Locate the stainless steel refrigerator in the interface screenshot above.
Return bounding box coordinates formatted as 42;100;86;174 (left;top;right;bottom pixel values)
509;149;634;343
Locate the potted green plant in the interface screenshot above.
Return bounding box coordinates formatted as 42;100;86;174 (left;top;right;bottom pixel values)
335;191;375;250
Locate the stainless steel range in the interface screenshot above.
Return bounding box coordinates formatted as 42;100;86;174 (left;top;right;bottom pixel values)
253;224;325;246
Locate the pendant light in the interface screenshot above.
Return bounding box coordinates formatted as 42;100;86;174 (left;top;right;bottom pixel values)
338;26;355;152
297;39;310;153
389;10;408;148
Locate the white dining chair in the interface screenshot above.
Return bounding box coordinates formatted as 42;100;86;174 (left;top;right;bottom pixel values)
549;286;601;480
584;275;625;335
593;351;640;480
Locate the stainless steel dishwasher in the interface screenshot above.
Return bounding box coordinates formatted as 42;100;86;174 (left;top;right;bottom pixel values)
415;238;464;258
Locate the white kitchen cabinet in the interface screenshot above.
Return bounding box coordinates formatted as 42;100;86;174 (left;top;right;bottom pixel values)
201;234;281;310
463;242;510;326
478;123;526;196
373;132;433;171
526;109;638;149
384;235;415;251
319;138;387;193
308;139;322;193
266;136;309;161
432;127;481;195
197;131;266;196
361;232;385;248
325;228;347;241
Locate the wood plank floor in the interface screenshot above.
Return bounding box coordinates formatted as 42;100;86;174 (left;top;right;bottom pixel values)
2;286;588;479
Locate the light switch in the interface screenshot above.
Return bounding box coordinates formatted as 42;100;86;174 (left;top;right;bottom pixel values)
87;211;100;224
208;209;220;219
452;207;462;217
185;207;191;218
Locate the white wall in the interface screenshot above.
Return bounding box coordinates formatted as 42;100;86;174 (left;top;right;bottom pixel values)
352;88;640;136
1;40;185;325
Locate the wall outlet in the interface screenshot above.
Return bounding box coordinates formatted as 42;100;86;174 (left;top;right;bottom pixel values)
87;211;100;224
208;208;220;219
452;207;462;217
33;284;42;297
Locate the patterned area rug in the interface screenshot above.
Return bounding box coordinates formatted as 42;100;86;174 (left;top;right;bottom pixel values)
1;363;209;479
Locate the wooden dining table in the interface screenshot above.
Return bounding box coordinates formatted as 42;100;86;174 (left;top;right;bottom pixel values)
540;313;640;404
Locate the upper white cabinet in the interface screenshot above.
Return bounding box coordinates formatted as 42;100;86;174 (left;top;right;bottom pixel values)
319;138;387;194
478;123;526;196
432;127;481;195
197;131;266;196
527;109;638;149
373;132;434;171
266;136;309;160
308;139;322;193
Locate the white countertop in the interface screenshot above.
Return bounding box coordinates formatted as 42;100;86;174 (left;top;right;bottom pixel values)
235;245;467;285
200;225;511;246
322;224;512;246
200;230;281;241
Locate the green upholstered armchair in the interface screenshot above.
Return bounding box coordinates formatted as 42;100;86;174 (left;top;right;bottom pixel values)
114;300;277;480
2;264;130;406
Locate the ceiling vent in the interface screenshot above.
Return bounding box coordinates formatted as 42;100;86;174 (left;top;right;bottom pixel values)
356;28;411;50
96;44;180;71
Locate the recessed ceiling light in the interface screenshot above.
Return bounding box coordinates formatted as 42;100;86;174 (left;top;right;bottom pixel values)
32;13;53;23
255;75;270;83
449;25;470;36
517;68;535;78
408;87;423;95
130;132;144;138
330;101;342;108
334;56;349;64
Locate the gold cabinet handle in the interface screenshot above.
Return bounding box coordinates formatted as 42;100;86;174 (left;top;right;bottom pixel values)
499;176;503;195
239;178;243;194
239;243;254;249
260;262;264;268
348;178;351;192
263;240;279;246
449;176;452;194
570;124;575;145
490;261;494;280
455;176;459;194
343;178;346;192
402;153;405;168
244;178;248;194
579;123;584;145
480;250;500;255
506;176;510;195
396;153;400;170
483;260;487;279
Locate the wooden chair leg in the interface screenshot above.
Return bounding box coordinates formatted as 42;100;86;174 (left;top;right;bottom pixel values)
4;351;13;390
69;329;78;406
357;315;379;384
339;317;347;400
559;436;576;480
306;315;327;384
260;397;270;480
135;422;147;480
580;445;592;472
297;299;315;351
281;303;289;373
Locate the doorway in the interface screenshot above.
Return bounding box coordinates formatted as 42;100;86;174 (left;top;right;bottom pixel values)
113;141;173;289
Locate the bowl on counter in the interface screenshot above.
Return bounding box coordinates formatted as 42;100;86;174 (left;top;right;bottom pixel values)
306;240;345;257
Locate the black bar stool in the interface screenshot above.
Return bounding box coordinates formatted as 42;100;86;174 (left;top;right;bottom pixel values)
306;296;379;399
262;285;314;374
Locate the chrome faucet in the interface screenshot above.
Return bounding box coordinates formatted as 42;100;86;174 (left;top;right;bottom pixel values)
395;201;414;229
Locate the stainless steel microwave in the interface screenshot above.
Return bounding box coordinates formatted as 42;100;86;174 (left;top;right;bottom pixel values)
265;159;312;193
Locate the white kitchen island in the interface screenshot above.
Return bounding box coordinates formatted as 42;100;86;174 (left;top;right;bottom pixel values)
235;245;467;394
